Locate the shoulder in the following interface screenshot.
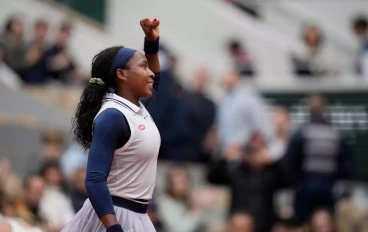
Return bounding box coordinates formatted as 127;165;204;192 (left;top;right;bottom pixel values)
94;108;127;131
95;108;124;121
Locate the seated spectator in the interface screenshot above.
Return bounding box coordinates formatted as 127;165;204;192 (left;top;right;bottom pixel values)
158;165;206;232
24;128;65;175
352;15;368;78
335;197;362;232
38;161;75;231
227;39;256;77
45;23;83;85
14;175;47;229
0;43;22;89
20;19;49;84
60;142;87;179
1;199;17;218
147;198;164;232
356;212;368;232
0;16;44;80
0;158;22;201
0;16;26;73
68;166;88;213
0;219;43;232
291;23;337;77
208;133;291;232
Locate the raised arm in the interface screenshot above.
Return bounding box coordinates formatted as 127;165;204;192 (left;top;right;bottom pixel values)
139;18;161;107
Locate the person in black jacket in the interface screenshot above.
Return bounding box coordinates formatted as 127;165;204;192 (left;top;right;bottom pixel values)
208;132;291;232
284;94;353;226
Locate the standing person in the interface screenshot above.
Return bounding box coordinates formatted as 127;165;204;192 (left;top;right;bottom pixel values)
62;18;161;232
217;69;275;161
285;94;353;226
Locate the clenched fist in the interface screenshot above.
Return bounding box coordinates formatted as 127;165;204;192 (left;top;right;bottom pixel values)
140;18;160;41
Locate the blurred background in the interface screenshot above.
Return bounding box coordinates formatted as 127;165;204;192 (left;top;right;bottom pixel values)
0;0;368;231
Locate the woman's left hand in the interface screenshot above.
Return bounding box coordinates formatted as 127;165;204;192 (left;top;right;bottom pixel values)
140;18;160;41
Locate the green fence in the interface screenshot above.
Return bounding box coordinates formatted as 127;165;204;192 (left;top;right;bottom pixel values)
263;91;368;181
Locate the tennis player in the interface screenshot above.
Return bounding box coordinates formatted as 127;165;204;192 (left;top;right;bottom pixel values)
61;17;161;232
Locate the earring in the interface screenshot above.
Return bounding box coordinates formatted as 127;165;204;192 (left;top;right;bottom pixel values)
123;79;127;83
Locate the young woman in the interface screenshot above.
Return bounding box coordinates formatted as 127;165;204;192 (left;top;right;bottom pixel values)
62;18;161;232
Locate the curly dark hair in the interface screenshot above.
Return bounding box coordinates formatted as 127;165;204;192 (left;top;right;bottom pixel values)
72;46;123;150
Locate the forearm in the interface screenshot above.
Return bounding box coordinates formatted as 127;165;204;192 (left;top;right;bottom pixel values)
144;37;160;73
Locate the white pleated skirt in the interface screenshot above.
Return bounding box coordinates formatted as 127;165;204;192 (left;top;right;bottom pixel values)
61;199;156;232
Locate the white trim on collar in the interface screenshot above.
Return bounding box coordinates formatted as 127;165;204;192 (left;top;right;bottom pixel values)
105;93;141;113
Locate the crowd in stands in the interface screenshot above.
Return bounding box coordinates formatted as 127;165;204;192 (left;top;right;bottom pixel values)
0;15;85;89
0;9;368;232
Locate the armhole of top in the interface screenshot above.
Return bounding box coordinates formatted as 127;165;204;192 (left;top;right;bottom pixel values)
113;108;135;151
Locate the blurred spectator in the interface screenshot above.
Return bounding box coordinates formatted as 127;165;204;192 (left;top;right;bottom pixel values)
45;23;83;85
0;16;27;73
147;47;185;160
25;128;65;175
228;213;254;232
158;165;205;232
164;66;216;162
20;19;49;84
0;16;46;81
335;197;362;232
0;158;22;201
208;130;290;232
1;198;17;218
307;208;336;232
68;166;87;213
0;219;43;232
217;69;274;161
14;175;46;228
31;20;49;49
291;24;337;77
352;15;368;79
284;94;353;225
60;142;87;179
147;198;164;232
356;212;368;232
269;106;291;161
0;43;22;89
38;161;75;231
227;39;256;77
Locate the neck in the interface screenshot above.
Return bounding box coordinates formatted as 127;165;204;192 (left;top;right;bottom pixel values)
116;89;140;106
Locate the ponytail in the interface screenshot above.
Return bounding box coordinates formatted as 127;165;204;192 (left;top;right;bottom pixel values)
72;82;108;150
72;46;123;150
